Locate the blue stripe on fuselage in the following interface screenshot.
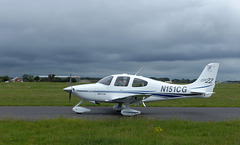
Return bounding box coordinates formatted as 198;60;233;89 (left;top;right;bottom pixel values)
76;90;185;98
190;85;212;89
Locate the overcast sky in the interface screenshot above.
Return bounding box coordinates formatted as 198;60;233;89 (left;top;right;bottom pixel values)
1;0;240;80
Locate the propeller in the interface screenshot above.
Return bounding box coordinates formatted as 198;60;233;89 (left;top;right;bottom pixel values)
69;90;72;103
63;73;74;103
69;73;72;103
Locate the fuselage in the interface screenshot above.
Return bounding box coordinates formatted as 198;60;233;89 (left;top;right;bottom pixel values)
64;74;205;104
63;63;219;116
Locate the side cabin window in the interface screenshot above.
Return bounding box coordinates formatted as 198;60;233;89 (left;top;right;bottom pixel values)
98;76;113;86
132;78;148;87
114;76;130;87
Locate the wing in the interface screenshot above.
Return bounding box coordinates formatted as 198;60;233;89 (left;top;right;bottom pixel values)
111;94;151;101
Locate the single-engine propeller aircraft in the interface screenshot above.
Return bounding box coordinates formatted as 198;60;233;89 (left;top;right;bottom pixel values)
63;63;219;116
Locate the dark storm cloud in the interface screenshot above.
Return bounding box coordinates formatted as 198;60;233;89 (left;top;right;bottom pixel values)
0;0;240;80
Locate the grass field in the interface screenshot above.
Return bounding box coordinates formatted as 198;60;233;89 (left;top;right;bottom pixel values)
0;82;239;107
1;83;240;145
0;118;240;145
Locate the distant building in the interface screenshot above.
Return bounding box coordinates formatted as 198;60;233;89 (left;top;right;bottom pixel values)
165;81;172;84
11;77;23;83
38;75;81;82
221;81;240;84
57;76;81;82
79;79;91;83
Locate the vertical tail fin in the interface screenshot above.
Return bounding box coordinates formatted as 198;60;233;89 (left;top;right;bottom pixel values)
189;63;220;97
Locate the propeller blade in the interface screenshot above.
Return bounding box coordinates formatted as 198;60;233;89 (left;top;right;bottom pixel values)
69;73;72;87
69;73;72;103
69;91;72;103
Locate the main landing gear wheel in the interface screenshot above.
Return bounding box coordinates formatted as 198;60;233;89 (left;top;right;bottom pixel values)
120;102;141;116
113;103;125;112
121;109;141;116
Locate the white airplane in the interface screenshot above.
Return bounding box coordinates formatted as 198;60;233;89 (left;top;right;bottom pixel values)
63;63;219;116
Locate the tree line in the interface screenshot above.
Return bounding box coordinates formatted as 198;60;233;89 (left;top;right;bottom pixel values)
150;77;196;83
0;74;76;82
22;74;77;82
0;76;10;82
1;74;196;83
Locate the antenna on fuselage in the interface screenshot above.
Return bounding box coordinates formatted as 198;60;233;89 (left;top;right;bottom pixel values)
135;67;143;76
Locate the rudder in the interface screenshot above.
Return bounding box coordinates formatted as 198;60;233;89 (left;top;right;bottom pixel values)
189;63;220;95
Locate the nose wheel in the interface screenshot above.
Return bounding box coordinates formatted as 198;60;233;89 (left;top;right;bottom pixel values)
72;100;91;114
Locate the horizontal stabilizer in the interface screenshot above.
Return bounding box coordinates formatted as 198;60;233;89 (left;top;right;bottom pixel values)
190;89;215;97
190;90;205;94
205;92;215;95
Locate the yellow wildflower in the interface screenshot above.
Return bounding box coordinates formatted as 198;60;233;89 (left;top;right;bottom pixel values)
154;126;164;134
